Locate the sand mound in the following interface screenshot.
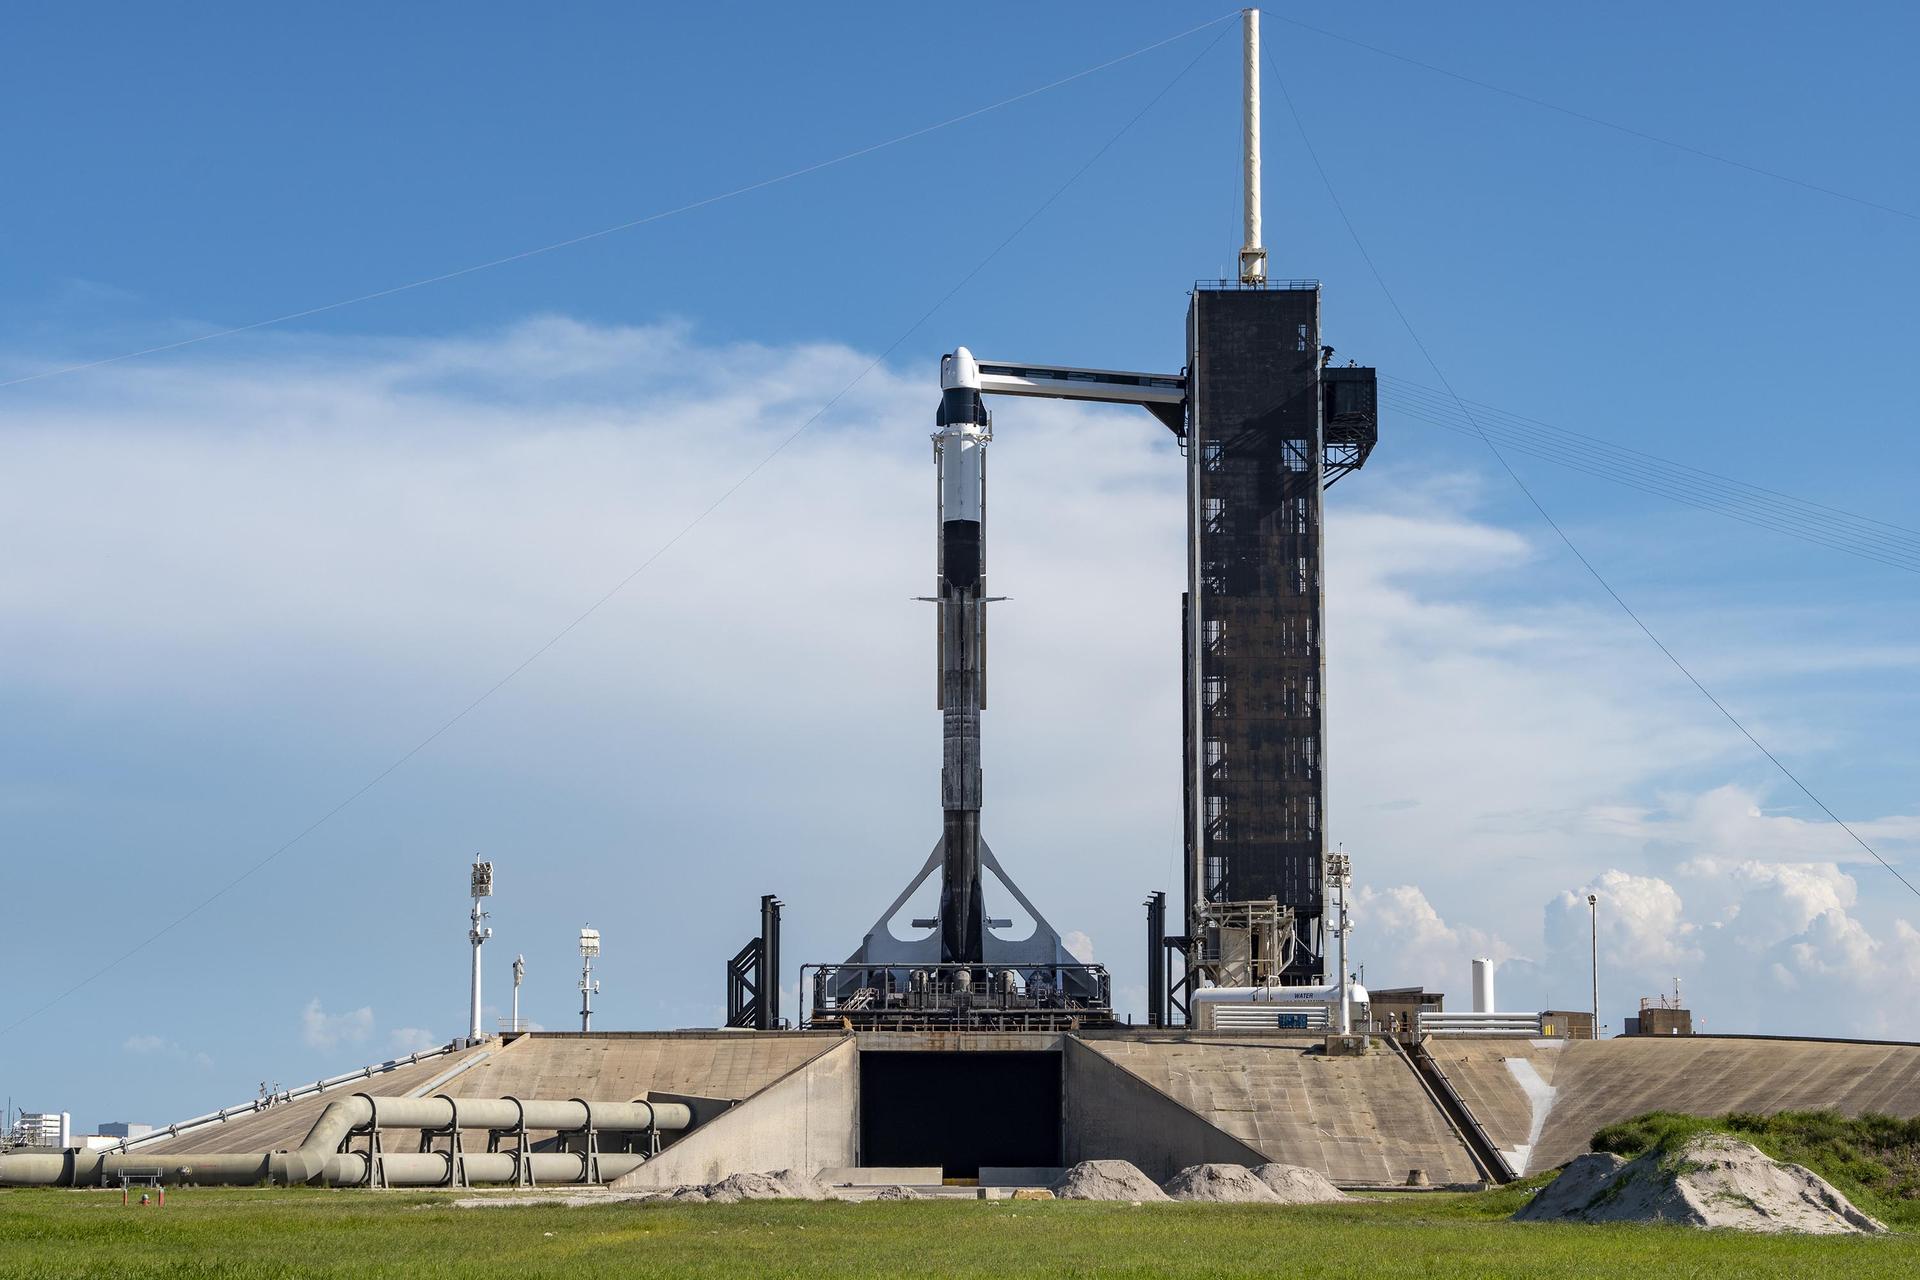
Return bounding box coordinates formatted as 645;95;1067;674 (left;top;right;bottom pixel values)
693;1170;830;1204
1514;1135;1885;1234
866;1184;919;1201
1051;1160;1169;1202
1514;1153;1626;1220
1161;1163;1281;1203
1253;1163;1350;1204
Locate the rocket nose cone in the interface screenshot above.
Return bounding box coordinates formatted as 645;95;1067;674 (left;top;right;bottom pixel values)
942;347;981;391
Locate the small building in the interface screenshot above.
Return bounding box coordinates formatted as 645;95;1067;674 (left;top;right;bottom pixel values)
1540;1010;1596;1040
95;1122;153;1139
1369;986;1442;1037
1626;996;1693;1036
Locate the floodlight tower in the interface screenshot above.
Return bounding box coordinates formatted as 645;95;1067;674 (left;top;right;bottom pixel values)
467;858;493;1044
510;954;525;1033
578;927;601;1032
1326;849;1353;1033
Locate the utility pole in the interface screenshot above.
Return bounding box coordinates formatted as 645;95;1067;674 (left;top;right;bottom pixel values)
578;927;601;1032
1587;892;1599;1040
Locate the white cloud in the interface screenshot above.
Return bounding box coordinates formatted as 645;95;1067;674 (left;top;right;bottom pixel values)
1625;785;1920;870
1351;861;1920;1040
2;317;1912;1054
1353;884;1514;993
301;999;373;1051
1545;870;1697;973
386;1027;441;1055
1062;930;1094;964
121;1034;212;1069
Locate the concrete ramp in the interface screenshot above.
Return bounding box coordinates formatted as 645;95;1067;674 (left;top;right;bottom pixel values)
1426;1036;1920;1174
1530;1037;1920;1171
136;1044;496;1157
134;1032;846;1161
1074;1034;1481;1186
437;1030;847;1104
1062;1038;1267;1182
1422;1039;1565;1174
608;1039;856;1189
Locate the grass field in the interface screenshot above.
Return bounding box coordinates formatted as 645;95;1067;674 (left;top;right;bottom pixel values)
2;1184;1915;1279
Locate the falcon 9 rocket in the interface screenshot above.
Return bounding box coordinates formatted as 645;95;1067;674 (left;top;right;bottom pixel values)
933;347;990;966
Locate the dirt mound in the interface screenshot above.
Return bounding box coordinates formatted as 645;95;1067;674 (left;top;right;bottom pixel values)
1252;1163;1350;1204
865;1184;919;1201
1161;1163;1281;1203
1051;1160;1169;1202
697;1170;830;1203
1515;1135;1886;1234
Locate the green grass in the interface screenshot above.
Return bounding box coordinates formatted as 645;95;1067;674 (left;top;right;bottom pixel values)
1590;1110;1920;1230
1;1185;1914;1279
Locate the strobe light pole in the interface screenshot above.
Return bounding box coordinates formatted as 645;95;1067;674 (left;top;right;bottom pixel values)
578;927;601;1032
510;954;525;1034
467;859;493;1045
1587;892;1600;1040
1327;848;1353;1035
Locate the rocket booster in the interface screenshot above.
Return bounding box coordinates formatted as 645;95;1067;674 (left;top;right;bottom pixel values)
934;348;989;965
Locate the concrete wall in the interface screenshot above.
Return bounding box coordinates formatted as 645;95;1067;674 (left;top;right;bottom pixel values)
1061;1038;1266;1182
609;1039;857;1189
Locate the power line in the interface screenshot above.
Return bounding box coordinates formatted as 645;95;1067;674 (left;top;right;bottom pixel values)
0;20;1233;1040
1266;49;1920;902
1273;15;1918;224
0;12;1238;393
1379;380;1920;575
1381;376;1920;543
1391;403;1920;576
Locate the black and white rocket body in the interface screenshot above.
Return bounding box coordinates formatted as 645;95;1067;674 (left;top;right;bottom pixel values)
824;347;1116;1015
934;347;989;966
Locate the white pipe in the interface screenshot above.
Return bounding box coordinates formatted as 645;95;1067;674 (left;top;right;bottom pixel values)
1238;8;1266;284
0;1094;692;1188
1472;957;1496;1014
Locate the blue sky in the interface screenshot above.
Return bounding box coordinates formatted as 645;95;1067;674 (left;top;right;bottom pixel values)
3;4;1918;1128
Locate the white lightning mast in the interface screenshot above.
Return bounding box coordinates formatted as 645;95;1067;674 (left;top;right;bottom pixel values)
467;858;493;1044
1237;8;1267;285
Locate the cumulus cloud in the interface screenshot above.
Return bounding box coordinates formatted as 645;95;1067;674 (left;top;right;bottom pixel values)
1353;884;1513;991
1545;870;1697;973
1352;859;1920;1040
301;999;373;1050
1062;930;1094;964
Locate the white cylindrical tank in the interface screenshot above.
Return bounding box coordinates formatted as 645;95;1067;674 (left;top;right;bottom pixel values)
1191;981;1371;1031
1472;957;1496;1013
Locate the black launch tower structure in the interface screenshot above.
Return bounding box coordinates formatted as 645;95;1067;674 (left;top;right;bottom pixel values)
1180;281;1376;994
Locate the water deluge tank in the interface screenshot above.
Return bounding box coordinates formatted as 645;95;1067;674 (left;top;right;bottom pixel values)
1472;957;1496;1013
